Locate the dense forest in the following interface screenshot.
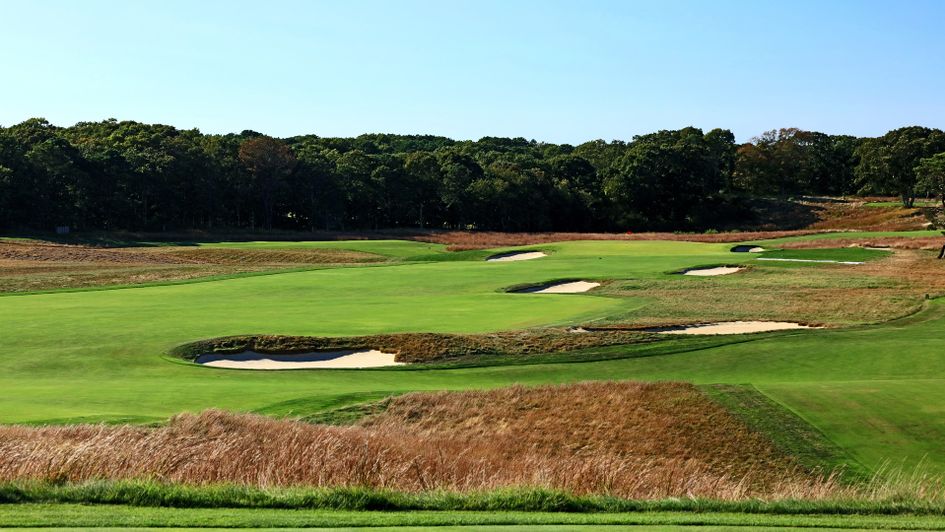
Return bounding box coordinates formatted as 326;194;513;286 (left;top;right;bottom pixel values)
1;118;944;233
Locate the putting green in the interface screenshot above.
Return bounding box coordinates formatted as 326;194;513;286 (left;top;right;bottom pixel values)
1;237;943;476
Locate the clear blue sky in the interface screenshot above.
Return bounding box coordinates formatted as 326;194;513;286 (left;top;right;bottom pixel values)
1;0;943;143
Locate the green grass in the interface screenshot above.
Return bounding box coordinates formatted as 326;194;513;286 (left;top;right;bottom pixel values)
3;234;945;479
753;247;890;263
701;384;871;480
8;504;945;529
4;482;945;529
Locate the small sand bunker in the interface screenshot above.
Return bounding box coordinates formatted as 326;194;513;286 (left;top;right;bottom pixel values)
682;266;744;276
756;258;864;265
517;281;601;294
487;251;548;262
731;245;765;253
196;349;402;370
655;321;811;335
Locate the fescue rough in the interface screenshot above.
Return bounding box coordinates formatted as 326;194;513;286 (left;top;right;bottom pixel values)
0;382;839;500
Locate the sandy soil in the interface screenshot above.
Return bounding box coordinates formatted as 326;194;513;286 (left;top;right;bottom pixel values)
487;251;547;262
518;281;601;294
196;349;402;370
757;258;864;265
654;321;811;335
682;266;744;276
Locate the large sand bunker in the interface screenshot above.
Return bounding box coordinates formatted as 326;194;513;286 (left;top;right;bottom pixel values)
757;258;864;265
654;321;811;335
516;280;601;294
196;349;402;370
486;251;547;262
731;245;765;253
682;266;744;276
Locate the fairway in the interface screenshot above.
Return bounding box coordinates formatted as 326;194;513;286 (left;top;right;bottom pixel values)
1;237;944;478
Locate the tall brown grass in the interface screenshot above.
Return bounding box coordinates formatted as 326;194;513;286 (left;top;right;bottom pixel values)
0;241;382;265
0;242;386;293
414;230;828;251
780;237;943;251
0;382;844;500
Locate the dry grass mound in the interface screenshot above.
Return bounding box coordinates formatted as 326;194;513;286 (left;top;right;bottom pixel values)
174;329;657;364
805;200;930;232
415;230;826;251
0;241;192;264
0;241;385;293
158;248;386;265
0;241;383;265
0;382;839;499
780;237;944;252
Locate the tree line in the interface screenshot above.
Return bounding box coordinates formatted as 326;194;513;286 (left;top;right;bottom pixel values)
1;118;944;233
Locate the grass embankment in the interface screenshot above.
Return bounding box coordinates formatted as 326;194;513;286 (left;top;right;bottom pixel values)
3;481;944;514
703;384;870;480
170;329;657;364
0;383;823;498
4;381;945;527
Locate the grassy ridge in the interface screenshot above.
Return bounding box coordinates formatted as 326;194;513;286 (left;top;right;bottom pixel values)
2;481;945;515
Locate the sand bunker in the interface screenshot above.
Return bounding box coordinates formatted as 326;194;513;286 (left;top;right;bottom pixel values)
196;349;403;370
682;266;744;276
517;281;601;294
654;321;811;335
487;251;548;262
757;258;864;265
731;245;765;253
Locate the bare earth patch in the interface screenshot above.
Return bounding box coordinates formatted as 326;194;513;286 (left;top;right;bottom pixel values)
196;349;402;370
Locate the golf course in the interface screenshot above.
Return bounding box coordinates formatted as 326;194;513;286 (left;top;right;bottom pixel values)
2;225;945;529
6;0;945;526
0;232;941;460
